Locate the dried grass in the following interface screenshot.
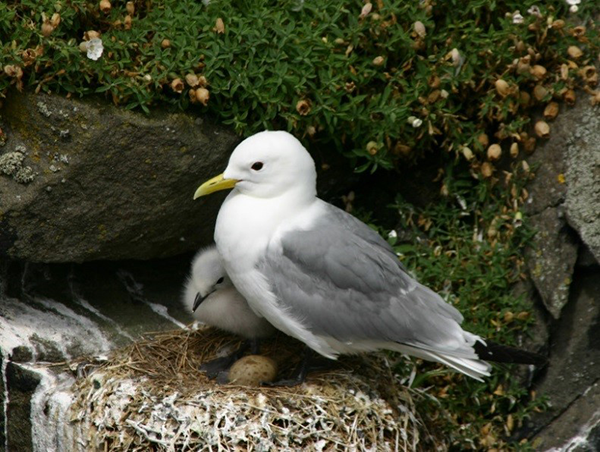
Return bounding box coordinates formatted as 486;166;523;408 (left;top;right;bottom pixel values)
69;327;444;451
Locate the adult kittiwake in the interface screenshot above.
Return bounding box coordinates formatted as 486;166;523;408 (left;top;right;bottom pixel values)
183;246;275;377
193;131;545;382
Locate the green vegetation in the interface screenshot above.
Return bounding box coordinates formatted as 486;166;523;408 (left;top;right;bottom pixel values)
1;0;598;171
2;0;599;448
384;165;545;449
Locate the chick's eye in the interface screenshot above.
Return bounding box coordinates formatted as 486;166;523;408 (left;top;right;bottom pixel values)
251;162;264;171
216;277;225;284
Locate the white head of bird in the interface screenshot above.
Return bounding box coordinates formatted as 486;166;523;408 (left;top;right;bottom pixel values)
183;246;230;313
194;131;316;201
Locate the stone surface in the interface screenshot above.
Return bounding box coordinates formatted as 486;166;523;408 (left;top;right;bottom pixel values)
565;105;600;264
529;269;600;449
0;91;240;262
0;256;198;452
525;207;579;319
533;382;600;452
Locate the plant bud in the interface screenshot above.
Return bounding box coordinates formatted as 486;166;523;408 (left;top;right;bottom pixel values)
571;26;586;38
185;74;199;87
41;21;54;37
580;66;598;86
510;142;519;158
563;89;576;105
126;1;135;15
524;137;536;154
543;102;559;120
51;13;61;27
124;14;132;29
462;146;474;161
495;79;510;97
530;65;547;80
516;60;530;75
99;0;111;13
214;18;225;34
533;84;548;102
170;78;184;93
487;144;502;161
481;162;494;178
414;21;426;38
372;56;385;66
195;87;210;106
85;30;101;40
567;46;583;59
534;121;550;138
394;143;411;156
359;2;373;19
366;141;378;156
3;65;23;78
296;99;311;116
161;39;170;48
477;133;489;148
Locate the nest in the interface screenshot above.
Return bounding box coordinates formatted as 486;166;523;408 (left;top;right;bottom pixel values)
68;327;442;451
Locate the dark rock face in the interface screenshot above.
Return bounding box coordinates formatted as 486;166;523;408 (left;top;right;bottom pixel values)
0;91;240;262
522;99;600;449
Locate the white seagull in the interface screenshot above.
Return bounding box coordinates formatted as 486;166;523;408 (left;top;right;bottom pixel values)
194;131;544;382
183;246;275;376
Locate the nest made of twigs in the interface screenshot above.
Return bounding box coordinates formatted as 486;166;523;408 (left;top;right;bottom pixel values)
68;326;443;451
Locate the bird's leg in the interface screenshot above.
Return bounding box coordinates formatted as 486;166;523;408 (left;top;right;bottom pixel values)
200;340;254;379
263;347;333;387
249;338;261;355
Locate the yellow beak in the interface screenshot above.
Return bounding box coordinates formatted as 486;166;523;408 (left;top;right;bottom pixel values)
193;173;238;199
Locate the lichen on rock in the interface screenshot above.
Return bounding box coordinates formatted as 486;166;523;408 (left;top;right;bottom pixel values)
0;151;35;184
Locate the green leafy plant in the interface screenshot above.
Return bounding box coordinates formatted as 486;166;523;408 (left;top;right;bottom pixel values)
1;0;598;172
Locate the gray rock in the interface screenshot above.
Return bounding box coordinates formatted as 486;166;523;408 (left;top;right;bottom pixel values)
0;256;198;451
533;382;599;452
0;91;240;262
529;270;600;448
525;207;579;319
3;361;42;452
565;105;600;264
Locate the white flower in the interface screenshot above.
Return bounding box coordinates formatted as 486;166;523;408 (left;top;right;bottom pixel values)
85;38;104;61
388;230;397;239
527;5;541;17
566;0;580;5
407;116;423;128
513;11;524;24
569;5;579;12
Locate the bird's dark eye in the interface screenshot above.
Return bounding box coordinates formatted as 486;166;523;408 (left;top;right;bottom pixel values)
216;277;225;284
251;162;264;171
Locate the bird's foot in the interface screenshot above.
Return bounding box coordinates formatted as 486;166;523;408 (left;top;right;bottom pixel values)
200;340;255;379
200;355;239;379
261;348;334;387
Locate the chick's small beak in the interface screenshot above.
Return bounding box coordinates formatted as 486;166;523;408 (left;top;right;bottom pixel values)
192;292;207;311
193;173;238;199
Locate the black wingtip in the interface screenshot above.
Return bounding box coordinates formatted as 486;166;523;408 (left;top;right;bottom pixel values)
475;340;548;367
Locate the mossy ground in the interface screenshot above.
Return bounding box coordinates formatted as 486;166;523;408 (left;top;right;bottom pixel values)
2;0;599;449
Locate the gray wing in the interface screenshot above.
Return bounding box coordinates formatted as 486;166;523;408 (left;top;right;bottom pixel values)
257;202;464;347
321;203;410;273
